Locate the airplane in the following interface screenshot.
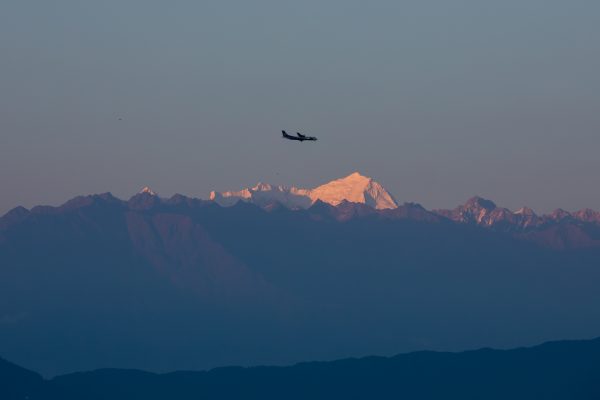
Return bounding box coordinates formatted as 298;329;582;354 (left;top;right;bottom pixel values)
282;130;317;142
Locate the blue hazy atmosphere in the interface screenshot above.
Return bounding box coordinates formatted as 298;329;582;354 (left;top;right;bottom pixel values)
1;0;599;215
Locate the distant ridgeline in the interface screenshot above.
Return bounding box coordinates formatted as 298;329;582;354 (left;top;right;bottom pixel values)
210;172;600;248
2;337;600;400
1;172;600;376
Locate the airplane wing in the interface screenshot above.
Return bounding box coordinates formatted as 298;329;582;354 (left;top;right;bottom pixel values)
282;130;299;140
296;132;306;139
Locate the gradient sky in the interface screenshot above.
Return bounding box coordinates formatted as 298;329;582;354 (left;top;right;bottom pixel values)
1;0;599;215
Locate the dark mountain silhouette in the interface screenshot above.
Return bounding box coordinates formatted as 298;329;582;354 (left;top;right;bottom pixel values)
1;191;600;375
2;337;600;399
0;356;49;399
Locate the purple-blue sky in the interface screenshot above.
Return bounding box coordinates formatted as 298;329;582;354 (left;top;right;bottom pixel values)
1;0;599;215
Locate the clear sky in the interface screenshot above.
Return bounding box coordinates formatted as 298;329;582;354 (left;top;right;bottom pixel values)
1;0;599;215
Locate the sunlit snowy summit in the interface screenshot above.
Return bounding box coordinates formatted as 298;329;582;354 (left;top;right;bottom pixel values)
209;172;399;210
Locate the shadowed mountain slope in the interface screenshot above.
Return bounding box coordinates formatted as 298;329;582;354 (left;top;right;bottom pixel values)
1;190;600;375
0;357;48;400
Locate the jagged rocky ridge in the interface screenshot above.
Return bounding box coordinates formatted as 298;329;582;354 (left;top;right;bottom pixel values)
433;196;600;249
207;172;600;242
2;176;600;249
208;171;600;248
435;196;600;229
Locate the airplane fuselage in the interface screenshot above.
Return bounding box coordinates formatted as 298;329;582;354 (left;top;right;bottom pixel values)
282;130;317;142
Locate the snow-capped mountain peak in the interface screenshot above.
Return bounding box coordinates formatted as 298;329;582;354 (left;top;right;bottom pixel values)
209;172;398;210
309;172;397;210
514;207;536;216
139;186;157;196
252;182;274;191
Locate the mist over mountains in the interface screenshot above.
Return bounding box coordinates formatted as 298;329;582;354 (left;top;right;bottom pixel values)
1;172;600;376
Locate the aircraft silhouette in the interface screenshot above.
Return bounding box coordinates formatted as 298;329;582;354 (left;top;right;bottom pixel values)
282;130;317;142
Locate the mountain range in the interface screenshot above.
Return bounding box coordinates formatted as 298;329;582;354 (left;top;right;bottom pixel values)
209;172;600;248
209;172;399;210
1;172;600;376
3;337;600;400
